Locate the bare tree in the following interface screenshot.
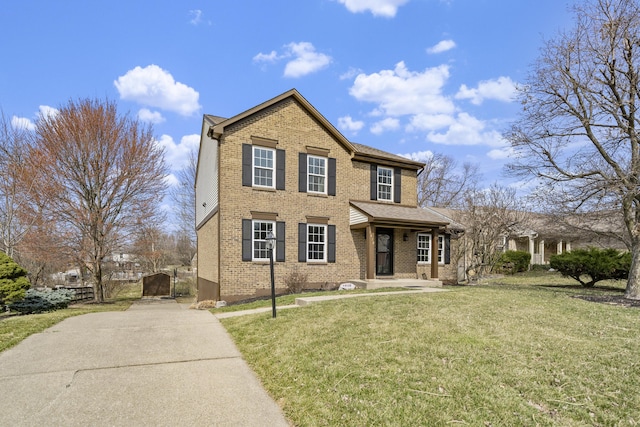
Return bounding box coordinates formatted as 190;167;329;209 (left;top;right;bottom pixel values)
168;148;196;265
454;185;529;280
30;98;167;302
505;0;640;299
416;152;481;208
0;111;39;258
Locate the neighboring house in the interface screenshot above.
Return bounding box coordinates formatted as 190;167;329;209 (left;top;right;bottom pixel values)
195;89;460;302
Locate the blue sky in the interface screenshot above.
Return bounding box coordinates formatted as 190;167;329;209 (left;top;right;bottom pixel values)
1;0;574;194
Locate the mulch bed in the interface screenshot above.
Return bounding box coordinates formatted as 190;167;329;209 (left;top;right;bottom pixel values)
573;294;640;308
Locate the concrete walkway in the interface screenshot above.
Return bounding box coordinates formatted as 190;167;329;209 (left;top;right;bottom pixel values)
0;299;290;427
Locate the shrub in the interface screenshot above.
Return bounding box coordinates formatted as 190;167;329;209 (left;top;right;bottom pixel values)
284;267;308;294
0;252;30;307
549;248;631;287
9;288;76;314
497;251;531;274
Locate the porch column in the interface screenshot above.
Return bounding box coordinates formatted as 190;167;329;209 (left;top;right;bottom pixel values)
566;242;571;252
431;229;439;279
540;240;545;264
557;240;563;255
366;224;375;279
529;236;535;265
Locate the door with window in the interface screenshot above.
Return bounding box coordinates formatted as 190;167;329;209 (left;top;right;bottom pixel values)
376;228;394;275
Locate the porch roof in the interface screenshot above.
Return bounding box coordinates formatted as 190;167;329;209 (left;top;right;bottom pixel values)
350;201;450;229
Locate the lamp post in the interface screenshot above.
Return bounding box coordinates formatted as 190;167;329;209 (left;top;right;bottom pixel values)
266;230;277;318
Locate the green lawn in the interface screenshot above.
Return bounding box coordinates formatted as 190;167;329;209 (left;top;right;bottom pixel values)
221;273;640;426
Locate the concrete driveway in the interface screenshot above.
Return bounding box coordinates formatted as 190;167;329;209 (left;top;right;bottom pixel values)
0;299;290;426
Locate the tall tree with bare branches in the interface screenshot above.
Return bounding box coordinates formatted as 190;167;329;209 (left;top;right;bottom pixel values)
0;111;39;258
168;148;196;265
31;98;167;301
415;152;481;208
506;0;640;299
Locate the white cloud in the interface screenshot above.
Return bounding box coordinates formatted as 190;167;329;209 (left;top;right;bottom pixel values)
427;39;456;54
338;115;365;133
455;76;517;105
138;108;165;124
253;50;280;63
283;42;332;78
427;112;505;146
189;9;203;25
340;67;363;80
10;105;58;131
398;150;434;163
253;42;332;78
487;146;515;160
371;117;400;135
350;62;455;117
407;113;454;131
114;65;201;116
336;0;410;17
155;134;200;170
11;116;34;131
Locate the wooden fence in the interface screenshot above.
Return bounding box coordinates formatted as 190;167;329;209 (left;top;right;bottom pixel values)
59;286;95;303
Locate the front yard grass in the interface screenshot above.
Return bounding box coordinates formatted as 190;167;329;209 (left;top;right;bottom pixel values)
221;273;639;426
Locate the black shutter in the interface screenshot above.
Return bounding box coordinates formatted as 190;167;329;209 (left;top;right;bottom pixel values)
242;219;252;261
444;234;451;264
370;164;377;200
298;223;307;262
299;153;307;193
394;167;401;203
276;149;286;190
242;144;252;187
276;221;286;262
328;225;336;263
328;158;336;196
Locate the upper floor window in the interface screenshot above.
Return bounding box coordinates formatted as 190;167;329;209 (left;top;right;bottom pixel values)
377;166;393;201
253;147;274;188
242;143;285;190
307;155;327;194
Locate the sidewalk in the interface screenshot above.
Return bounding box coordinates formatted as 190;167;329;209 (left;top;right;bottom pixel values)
0;299;290;427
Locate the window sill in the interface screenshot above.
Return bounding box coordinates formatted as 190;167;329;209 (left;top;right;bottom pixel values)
306;262;328;265
307;192;328;198
252;187;276;193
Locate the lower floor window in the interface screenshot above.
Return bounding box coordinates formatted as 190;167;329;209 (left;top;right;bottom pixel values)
253;220;274;261
417;233;444;264
307;224;326;262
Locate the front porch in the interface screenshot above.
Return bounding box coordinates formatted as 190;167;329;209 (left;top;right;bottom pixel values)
349;278;443;290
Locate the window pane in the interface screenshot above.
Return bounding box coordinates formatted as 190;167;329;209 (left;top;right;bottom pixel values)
253;148;274;187
377;167;393;200
307;225;326;261
253;221;274;260
417;234;430;263
308;156;326;193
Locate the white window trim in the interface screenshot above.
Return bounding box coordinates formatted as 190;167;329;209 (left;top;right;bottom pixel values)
417;234;444;264
252;220;275;262
252;146;275;189
377;166;393;201
307;155;327;194
307;223;327;263
417;233;431;264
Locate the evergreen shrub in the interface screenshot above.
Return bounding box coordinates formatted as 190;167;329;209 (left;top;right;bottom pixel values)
10;288;76;314
497;250;531;274
549;248;630;287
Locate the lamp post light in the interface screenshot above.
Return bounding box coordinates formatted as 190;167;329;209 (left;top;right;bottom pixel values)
266;230;277;318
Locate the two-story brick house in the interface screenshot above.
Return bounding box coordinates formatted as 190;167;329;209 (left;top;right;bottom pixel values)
195;89;457;302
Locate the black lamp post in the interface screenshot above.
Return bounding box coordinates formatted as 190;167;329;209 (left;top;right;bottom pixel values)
266;230;277;318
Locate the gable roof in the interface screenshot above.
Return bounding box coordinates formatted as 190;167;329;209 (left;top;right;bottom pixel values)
204;89;425;171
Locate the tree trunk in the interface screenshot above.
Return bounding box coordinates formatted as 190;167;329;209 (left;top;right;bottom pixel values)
625;241;640;300
93;262;104;303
